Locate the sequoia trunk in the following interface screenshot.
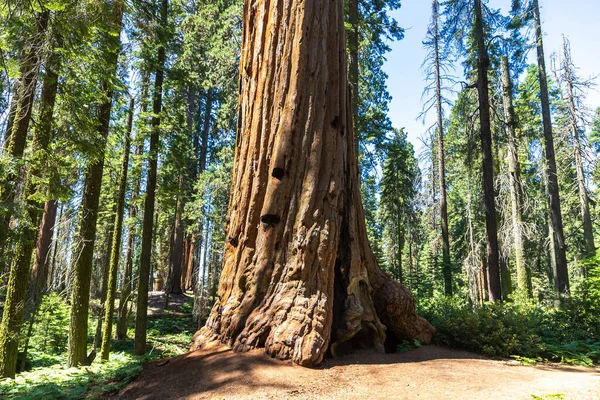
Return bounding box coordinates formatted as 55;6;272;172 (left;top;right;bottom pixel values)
193;0;435;367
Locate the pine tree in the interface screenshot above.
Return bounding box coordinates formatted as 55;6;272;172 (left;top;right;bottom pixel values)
134;0;169;355
532;0;569;295
68;0;125;367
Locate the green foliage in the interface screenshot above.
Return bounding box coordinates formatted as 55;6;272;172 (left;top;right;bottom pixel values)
28;294;70;356
420;258;600;366
1;352;143;399
1;292;195;399
380;129;420;282
530;395;565;400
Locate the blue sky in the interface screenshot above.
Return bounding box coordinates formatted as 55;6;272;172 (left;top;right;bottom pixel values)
383;0;600;157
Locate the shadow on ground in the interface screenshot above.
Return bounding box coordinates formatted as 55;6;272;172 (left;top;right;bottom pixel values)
113;344;599;400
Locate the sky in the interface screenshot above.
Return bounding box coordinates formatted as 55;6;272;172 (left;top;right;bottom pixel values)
383;0;600;158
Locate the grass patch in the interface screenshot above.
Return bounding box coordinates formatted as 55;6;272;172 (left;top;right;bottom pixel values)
0;294;196;400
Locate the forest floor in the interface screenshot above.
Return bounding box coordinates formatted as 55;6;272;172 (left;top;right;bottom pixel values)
114;343;599;400
146;291;194;317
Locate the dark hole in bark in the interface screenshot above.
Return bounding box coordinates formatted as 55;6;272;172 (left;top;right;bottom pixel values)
272;167;285;180
238;274;247;291
331;116;339;129
260;214;280;226
349;325;376;349
384;329;403;354
331;259;348;342
228;236;239;247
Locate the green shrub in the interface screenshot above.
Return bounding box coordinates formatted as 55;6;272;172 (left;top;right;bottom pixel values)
419;257;600;366
29;293;70;355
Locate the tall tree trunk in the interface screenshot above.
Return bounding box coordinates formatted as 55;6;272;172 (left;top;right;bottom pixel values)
432;0;451;296
562;39;595;257
430;133;438;289
348;0;359;127
13;47;62;373
533;0;569;294
474;0;501;301
182;88;199;292
191;90;213;315
33;200;59;296
167;178;185;297
49;202;63;292
500;56;531;298
192;0;435;367
100;97;134;360
0;10;50;267
134;0;168;355
199;90;213;175
116;73;150;341
68;0;124;367
0;15;57;376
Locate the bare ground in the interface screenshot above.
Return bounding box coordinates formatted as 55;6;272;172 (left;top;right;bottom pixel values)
114;344;599;400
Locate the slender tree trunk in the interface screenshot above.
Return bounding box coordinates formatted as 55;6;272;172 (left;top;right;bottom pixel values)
33;200;59;295
170;87;200;296
193;0;435;367
0;10;50;267
167;179;185;296
182;237;191;290
93;225;113;353
562;40;595;257
432;0;452;296
100;97;134;360
500;56;531;298
182;89;199;292
191;90;213;311
430;134;438;289
134;0;168;355
533;0;569;294
474;0;501;301
199;90;213;175
49;202;63;292
68;0;124;367
116;73;150;340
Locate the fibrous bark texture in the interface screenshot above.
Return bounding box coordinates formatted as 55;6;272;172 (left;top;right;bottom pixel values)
192;0;435;367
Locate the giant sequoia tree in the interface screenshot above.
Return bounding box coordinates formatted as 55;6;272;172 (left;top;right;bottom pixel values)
192;0;435;367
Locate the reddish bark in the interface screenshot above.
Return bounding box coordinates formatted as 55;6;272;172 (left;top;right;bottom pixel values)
193;0;434;367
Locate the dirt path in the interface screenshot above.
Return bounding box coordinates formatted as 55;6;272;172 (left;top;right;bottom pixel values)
115;345;599;400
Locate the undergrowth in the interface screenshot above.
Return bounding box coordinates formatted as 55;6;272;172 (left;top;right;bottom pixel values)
419;255;600;366
0;295;196;399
